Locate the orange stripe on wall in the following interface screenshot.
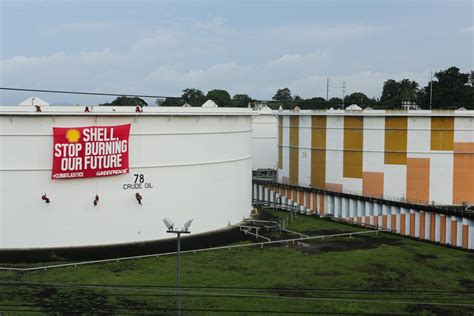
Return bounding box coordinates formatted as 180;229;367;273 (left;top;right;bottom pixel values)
343;116;363;178
325;183;343;192
431;117;454;151
462;225;469;249
374;216;379;227
440;215;446;244
384;117;408;165
299;191;304;206
319;195;325;215
362;171;384;197
391;214;397;231
382;215;387;228
406;158;430;203
312;192;317;211
451;220;457;246
453;142;474;205
430;213;436;241
410;213;415;237
311;116;327;189
400;214;406;235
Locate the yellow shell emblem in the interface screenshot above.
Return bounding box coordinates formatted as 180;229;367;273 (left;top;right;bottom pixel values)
66;129;81;143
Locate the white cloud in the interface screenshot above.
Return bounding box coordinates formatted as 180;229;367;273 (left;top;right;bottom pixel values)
0;17;463;104
459;26;474;33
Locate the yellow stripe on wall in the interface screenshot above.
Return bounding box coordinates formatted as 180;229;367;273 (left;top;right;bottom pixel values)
311;116;326;188
343;116;364;178
289;116;299;185
384;117;408;165
431;117;454;151
278;116;283;169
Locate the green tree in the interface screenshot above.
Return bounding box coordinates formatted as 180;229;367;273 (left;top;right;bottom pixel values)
399;79;419;101
182;88;207;106
100;96;147;107
272;88;293;102
327;97;343;109
232;94;252;107
417;67;472;109
294;97;327;109
344;92;371;108
158;98;183;107
380;79;418;106
206;89;231;107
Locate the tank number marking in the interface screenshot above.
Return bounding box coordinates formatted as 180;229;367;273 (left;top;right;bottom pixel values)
123;174;154;190
134;174;145;183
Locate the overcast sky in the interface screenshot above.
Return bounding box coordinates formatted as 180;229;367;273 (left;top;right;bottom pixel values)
1;0;472;105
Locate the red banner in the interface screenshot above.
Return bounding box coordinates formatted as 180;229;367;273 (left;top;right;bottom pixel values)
52;124;131;179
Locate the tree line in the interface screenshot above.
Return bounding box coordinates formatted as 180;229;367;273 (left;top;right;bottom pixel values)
102;66;473;109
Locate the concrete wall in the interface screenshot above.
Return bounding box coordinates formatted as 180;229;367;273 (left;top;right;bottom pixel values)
254;182;474;250
277;109;474;206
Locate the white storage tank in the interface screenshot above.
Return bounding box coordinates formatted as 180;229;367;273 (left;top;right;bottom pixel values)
251;106;278;170
0;105;253;249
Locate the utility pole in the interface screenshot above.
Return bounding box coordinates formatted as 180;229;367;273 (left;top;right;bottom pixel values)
326;77;329;101
342;81;346;109
429;71;433;111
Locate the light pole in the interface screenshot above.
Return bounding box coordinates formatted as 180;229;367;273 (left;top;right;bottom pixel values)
163;218;193;316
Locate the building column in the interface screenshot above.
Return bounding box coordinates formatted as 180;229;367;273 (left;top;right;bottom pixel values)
364;201;372;225
372;203;380;227
341;198;349;220
349;199;356;222
356;200;364;224
400;207;407;235
409;209;416;237
334;196;341;218
390;206;398;233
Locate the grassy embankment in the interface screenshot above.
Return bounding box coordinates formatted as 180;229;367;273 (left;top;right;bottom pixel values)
0;209;472;315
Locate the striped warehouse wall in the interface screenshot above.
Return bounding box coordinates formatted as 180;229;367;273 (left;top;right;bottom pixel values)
277;109;474;206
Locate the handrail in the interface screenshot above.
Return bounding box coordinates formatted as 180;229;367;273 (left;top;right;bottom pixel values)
0;231;381;272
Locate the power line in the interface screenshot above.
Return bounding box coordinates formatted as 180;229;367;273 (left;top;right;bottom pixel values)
0;87;171;99
0;87;272;103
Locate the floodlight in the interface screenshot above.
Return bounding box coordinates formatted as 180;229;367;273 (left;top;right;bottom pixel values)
183;219;193;231
163;218;174;230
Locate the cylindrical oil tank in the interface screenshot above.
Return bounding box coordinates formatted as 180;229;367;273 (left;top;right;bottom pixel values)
0;105;253;249
251;106;278;170
277;109;474;206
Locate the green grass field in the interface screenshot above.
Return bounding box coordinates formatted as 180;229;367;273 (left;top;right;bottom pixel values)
0;209;472;315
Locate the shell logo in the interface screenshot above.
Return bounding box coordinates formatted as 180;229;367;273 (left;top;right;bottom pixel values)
65;129;81;143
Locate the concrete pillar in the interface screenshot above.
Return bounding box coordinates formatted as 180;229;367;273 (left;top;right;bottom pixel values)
456;217;463;248
334;196;341;218
372;203;380;227
450;216;458;247
356;200;364;224
327;195;334;216
410;210;420;238
400;207;407;235
445;215;452;245
364;201;372;225
435;213;441;242
462;218;470;249
349;199;356;222
341;198;348;219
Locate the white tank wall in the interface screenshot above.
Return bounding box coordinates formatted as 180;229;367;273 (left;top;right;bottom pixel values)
251;108;278;170
0;107;253;249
